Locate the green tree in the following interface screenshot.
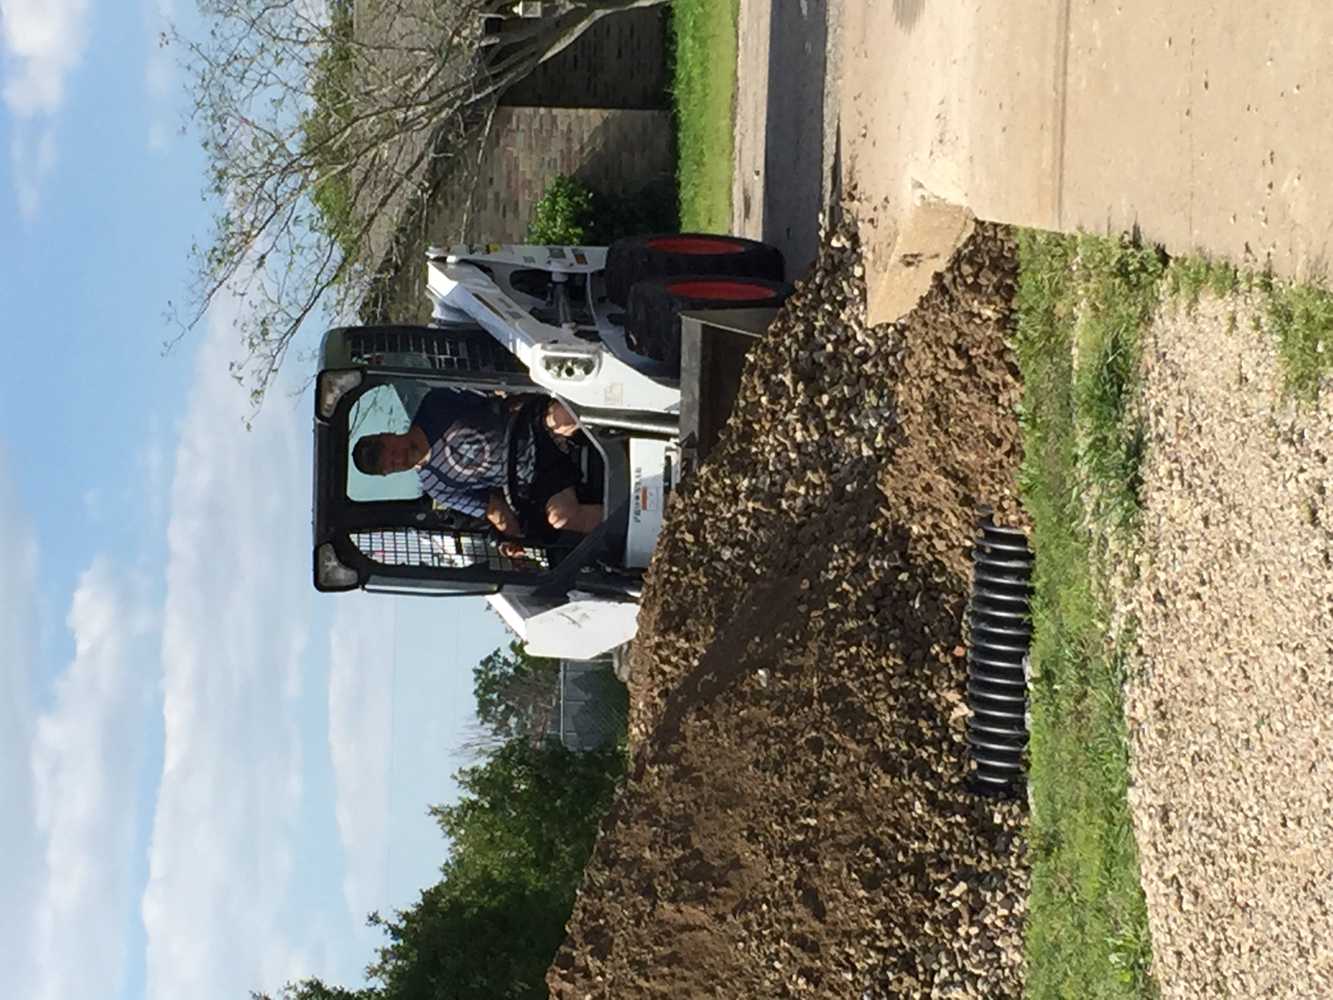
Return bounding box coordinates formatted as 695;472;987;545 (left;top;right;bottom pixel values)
433;738;623;892
472;640;560;742
251;646;629;999
176;0;670;408
525;175;597;245
363;860;574;1000
258;739;624;1000
526;174;678;246
251;979;373;1000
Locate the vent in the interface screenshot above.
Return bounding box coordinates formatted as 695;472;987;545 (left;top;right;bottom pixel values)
348;328;525;375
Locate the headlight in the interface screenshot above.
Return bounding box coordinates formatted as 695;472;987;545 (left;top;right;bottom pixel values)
542;353;598;381
315;543;360;590
317;369;363;419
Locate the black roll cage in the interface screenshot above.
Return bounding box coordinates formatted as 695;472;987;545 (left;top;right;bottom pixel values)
312;362;632;596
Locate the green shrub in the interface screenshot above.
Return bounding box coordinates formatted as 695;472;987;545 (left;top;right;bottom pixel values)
526;175;597;245
526;174;679;246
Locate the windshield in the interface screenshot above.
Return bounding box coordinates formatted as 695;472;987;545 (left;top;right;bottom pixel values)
345;382;428;502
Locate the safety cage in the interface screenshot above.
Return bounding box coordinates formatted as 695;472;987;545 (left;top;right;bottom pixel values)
312;326;635;599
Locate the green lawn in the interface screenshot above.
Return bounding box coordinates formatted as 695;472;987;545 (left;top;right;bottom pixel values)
1015;231;1162;1000
670;0;740;231
1016;231;1333;998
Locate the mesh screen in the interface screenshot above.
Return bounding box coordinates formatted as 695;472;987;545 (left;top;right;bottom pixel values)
348;328;525;374
351;528;550;574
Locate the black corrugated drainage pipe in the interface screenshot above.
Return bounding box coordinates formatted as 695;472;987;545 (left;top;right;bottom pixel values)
965;510;1034;798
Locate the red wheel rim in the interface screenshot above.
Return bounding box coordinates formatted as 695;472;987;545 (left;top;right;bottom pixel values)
647;235;747;255
666;278;775;301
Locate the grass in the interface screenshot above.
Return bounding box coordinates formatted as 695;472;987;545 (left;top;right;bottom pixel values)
1262;277;1333;400
1015;230;1162;1000
1166;253;1333;401
1016;230;1333;998
669;0;740;231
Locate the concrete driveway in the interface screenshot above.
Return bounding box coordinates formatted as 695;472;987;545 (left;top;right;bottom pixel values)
847;2;1333;277
731;0;842;280
736;0;1333;301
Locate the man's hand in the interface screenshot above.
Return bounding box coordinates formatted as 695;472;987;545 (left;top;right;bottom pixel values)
544;400;580;437
485;491;522;537
498;541;528;560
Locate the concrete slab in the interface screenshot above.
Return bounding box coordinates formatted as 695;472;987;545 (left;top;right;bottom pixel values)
732;0;843;280
842;0;1333;287
865;198;975;327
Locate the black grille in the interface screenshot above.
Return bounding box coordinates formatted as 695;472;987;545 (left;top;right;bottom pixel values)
348;328;525;375
352;527;550;574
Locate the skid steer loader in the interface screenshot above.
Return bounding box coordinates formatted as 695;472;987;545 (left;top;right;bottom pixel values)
313;234;789;658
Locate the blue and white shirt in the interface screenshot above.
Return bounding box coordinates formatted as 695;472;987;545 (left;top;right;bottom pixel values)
412;389;535;518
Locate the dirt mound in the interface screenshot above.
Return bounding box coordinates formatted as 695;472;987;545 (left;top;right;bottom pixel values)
548;221;1030;999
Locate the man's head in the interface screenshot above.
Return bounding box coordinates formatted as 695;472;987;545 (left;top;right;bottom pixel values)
352;432;419;476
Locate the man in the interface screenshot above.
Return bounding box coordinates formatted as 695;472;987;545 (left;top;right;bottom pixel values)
351;389;602;541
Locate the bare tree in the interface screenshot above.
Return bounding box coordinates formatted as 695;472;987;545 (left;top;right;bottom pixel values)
173;0;667;407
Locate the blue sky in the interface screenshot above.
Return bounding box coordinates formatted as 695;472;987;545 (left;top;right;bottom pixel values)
0;2;512;999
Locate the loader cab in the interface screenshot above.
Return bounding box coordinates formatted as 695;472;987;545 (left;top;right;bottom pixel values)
312;325;641;600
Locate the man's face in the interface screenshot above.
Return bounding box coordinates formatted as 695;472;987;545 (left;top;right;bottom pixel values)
375;433;418;474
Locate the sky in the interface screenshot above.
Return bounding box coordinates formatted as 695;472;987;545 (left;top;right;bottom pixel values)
0;2;513;999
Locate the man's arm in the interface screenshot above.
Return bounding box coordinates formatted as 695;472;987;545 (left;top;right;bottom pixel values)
419;468;491;522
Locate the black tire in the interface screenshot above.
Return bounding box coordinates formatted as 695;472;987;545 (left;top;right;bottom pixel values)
604;233;785;307
625;274;792;371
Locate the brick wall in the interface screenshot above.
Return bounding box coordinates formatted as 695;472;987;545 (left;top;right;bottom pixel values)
382;106;674;322
454;106;674;239
355;5;675;322
501;8;670;109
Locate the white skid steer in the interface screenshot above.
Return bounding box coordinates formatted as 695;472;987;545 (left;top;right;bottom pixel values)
312;235;789;659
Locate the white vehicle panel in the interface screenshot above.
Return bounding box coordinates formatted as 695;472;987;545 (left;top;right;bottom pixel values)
426;259;681;414
626;438;673;568
487;591;638;660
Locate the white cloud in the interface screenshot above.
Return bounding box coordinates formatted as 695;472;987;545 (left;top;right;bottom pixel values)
0;445;42;999
0;0;90;114
140;294;319;1000
1;0;92;217
0;444;159;1000
29;561;155;1000
328;598;395;920
9;122;56;220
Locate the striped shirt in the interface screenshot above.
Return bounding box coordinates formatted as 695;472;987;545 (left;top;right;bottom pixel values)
412;389;535;519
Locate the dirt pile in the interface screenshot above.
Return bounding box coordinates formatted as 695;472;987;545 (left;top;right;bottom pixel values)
548;221;1030;999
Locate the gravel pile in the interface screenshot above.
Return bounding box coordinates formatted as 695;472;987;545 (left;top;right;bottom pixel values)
547;220;1031;999
1122;292;1333;999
